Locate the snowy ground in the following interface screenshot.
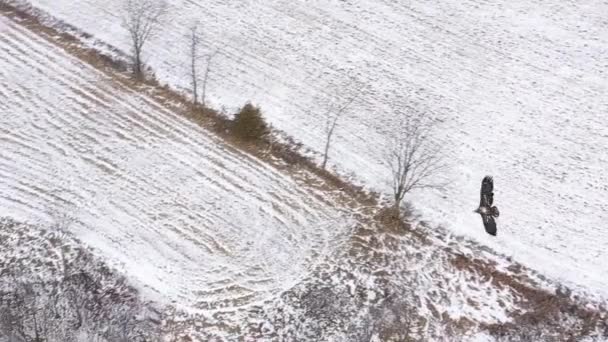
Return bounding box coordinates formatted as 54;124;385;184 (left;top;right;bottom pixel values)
3;4;608;339
20;0;608;300
0;15;353;312
0;12;535;339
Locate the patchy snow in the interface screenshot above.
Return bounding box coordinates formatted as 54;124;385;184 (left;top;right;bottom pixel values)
0;16;353;312
0;218;162;341
20;0;608;300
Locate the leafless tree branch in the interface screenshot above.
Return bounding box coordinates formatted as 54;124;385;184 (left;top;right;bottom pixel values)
201;50;218;108
189;24;200;105
385;111;446;214
321;94;357;170
318;73;366;170
187;23;218;108
122;0;168;78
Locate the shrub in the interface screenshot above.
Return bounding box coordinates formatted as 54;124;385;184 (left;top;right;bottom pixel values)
232;102;268;141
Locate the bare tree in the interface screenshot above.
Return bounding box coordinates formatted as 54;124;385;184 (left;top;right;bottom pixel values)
200;51;217;108
188;23;218;107
316;72;366;170
189;24;201;105
320;95;356;170
122;0;168;78
385;111;445;214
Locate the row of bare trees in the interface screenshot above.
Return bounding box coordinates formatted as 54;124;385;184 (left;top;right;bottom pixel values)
122;0;215;107
121;0;445;216
318;86;446;215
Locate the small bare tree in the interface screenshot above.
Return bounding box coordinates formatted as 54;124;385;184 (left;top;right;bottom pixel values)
189;24;201;105
122;0;168;78
320;95;356;170
188;23;218;107
385;111;445;214
316;73;366;170
200;51;217;108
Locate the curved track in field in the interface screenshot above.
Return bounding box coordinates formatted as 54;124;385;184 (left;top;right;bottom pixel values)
24;0;608;299
0;17;352;311
3;12;606;340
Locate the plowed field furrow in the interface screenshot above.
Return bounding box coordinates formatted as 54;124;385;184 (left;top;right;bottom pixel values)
0;15;352;311
23;0;608;298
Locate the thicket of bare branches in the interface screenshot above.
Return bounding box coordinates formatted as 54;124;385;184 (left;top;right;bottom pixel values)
122;0;168;78
385;111;446;214
0;263;162;342
0;219;163;342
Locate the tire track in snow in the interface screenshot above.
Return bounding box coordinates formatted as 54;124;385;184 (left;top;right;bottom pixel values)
28;0;608;299
1;19;332;225
0;17;353;311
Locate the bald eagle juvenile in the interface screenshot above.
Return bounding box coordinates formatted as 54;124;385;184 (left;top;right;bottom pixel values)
475;176;500;236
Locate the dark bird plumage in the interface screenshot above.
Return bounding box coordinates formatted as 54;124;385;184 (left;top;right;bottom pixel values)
475;176;500;236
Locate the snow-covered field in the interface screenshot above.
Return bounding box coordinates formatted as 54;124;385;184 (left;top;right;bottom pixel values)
0;12;538;339
20;0;607;299
0;15;353;312
3;4;608;339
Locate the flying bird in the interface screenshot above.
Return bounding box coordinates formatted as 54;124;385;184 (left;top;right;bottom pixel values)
475;176;500;236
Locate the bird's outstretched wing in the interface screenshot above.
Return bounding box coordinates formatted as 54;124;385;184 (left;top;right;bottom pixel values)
480;175;494;207
481;214;497;236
